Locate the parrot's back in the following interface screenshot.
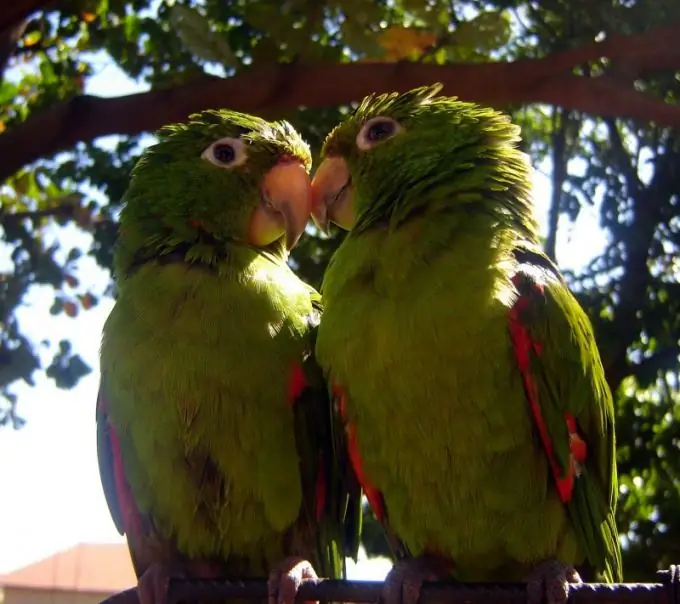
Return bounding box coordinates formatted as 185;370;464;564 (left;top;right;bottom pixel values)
317;216;620;582
98;252;326;579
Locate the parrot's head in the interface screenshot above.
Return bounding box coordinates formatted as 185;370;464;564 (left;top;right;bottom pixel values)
311;83;537;240
116;109;312;275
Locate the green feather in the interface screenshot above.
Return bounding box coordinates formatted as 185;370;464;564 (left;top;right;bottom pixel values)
116;110;312;276
97;109;356;596
315;86;622;583
322;83;537;242
511;250;622;582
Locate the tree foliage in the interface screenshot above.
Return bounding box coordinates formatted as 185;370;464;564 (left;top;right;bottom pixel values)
0;0;678;579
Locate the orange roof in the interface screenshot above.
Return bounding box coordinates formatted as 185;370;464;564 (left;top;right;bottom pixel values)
0;543;136;594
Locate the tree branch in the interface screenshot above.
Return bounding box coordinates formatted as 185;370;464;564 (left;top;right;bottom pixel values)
1;205;75;223
2;23;680;183
545;107;570;262
101;576;680;604
0;20;28;80
602;123;673;393
605;118;642;198
0;195;95;229
0;0;56;34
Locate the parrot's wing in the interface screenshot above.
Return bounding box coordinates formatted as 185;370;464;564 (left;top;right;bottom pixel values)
509;247;622;583
291;294;363;579
96;382;164;578
96;384;127;536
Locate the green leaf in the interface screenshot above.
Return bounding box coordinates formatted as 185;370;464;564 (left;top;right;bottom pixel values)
399;0;447;29
241;4;288;40
339;0;385;26
23;30;42;47
0;82;19;106
340;19;382;57
39;61;57;86
12;170;40;202
250;38;284;67
124;13;142;39
450;10;512;54
168;4;238;67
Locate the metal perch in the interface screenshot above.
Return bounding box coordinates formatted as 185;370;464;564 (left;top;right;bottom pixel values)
100;567;679;604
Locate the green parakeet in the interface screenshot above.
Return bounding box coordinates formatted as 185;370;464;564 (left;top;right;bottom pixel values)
96;109;359;604
309;85;622;604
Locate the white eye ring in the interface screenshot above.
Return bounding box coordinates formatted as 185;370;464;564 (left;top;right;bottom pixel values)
201;137;248;168
356;116;403;151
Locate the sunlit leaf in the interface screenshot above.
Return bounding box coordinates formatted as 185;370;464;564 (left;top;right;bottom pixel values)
0;82;19;106
23;31;42;47
377;25;437;61
39;61;57;85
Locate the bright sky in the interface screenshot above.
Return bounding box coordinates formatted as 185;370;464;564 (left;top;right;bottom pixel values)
0;52;607;579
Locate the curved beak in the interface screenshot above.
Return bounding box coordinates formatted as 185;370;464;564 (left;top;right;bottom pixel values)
310;156;353;233
258;159;312;251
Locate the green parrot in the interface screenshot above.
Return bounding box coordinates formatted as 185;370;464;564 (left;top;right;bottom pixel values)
96;109;360;604
309;84;622;604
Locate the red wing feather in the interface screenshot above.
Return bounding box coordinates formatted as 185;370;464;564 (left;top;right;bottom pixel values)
96;386;144;537
508;274;588;504
333;384;387;523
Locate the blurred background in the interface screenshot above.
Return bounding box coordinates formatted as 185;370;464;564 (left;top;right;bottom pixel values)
0;0;679;599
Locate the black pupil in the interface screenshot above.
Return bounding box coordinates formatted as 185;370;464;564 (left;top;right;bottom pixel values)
367;121;394;142
213;144;235;163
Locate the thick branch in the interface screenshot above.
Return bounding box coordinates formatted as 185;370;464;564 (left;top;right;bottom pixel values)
544;24;680;73
603;123;671;393
100;576;679;604
545;107;569;262
1;206;70;223
605;118;643;198
0;20;28;79
0;0;55;34
2;24;680;183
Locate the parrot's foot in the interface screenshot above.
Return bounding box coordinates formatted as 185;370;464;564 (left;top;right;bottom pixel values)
267;556;319;604
381;557;447;604
137;563;184;604
525;559;582;604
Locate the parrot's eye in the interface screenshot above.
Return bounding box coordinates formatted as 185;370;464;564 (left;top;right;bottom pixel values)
201;137;248;168
213;144;235;163
356;117;403;151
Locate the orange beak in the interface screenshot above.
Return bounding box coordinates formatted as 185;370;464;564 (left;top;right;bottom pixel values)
310;156;354;233
250;158;312;251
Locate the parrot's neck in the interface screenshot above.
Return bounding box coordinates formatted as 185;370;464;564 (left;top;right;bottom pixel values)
327;211;522;305
120;235;287;279
354;178;538;248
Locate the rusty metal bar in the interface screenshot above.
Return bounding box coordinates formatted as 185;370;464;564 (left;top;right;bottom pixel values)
100;567;679;604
